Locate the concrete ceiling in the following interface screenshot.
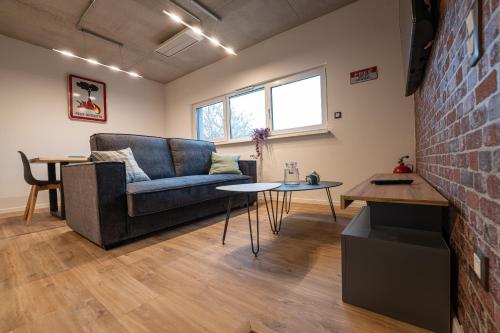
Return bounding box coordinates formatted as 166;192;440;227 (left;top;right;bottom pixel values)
0;0;357;83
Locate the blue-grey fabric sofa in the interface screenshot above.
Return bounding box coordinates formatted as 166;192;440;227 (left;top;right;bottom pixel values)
61;133;256;249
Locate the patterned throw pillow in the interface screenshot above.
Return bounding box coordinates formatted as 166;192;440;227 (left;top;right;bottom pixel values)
91;147;151;183
209;152;242;175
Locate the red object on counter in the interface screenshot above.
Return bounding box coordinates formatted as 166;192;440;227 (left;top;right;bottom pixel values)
393;155;412;173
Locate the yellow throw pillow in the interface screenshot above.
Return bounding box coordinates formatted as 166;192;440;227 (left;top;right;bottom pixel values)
209;152;242;175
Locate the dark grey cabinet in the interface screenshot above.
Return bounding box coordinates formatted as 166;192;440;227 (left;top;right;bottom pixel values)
341;203;450;333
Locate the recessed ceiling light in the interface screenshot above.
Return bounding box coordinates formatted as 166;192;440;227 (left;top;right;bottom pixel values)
208;37;220;46
59;50;75;57
162;10;236;55
165;11;183;23
52;49;143;78
224;47;236;55
191;26;203;35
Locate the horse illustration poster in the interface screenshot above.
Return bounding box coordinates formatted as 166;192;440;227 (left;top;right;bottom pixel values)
68;74;107;122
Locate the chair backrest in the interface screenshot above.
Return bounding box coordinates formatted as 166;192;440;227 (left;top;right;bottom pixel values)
18;151;38;185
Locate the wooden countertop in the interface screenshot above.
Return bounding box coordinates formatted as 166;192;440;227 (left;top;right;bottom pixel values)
341;173;449;209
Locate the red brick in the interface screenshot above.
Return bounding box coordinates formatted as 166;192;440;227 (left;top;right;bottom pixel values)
475;70;498;104
494;149;500;172
480;197;500;222
446;110;457;125
470;210;484;235
470;105;487;130
484;123;500;146
484;11;499;49
466;129;483;150
484;223;498;249
479;151;492;172
486;175;500;199
467;190;480;210
489;92;500;121
474;173;487;193
457;153;468;167
469;151;479;170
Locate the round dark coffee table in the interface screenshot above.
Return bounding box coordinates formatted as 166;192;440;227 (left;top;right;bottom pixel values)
217;182;281;256
264;181;343;234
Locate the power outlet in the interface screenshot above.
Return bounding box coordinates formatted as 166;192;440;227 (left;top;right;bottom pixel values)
472;250;488;290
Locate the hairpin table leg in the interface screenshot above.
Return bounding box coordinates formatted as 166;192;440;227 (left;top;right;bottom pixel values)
326;188;337;222
263;191;277;234
247;193;260;256
222;196;232;244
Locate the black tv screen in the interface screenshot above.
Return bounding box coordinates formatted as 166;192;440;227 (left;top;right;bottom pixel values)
399;0;437;96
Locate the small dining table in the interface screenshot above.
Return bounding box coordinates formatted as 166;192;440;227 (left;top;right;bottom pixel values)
30;156;89;219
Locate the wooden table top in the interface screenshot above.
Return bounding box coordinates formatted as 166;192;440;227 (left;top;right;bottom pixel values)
340;173;448;209
30;156;89;164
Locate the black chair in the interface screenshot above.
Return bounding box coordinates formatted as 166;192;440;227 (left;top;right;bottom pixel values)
18;151;60;223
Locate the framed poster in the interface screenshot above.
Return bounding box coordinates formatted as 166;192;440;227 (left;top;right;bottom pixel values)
350;66;378;84
68;74;107;122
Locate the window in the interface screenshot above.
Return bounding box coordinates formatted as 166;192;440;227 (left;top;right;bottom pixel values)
229;88;266;139
271;75;323;132
193;67;327;143
196;100;225;141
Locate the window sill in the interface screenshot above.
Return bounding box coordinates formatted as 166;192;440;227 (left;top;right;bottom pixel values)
214;128;332;146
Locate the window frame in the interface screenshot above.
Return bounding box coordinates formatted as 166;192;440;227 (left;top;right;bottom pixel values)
268;67;328;136
227;85;267;141
192;96;228;143
192;66;328;143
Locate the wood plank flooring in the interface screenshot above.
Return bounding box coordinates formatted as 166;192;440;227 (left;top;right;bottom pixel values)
0;203;430;333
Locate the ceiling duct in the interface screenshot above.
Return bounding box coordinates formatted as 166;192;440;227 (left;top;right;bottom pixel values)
156;28;204;57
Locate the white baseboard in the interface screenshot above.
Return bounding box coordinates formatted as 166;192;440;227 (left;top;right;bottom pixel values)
0;197;364;214
0;202;49;215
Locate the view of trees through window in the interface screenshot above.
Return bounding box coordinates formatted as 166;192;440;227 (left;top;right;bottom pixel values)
196;102;224;141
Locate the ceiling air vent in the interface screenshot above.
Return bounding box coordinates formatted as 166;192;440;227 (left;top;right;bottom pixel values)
156;28;204;57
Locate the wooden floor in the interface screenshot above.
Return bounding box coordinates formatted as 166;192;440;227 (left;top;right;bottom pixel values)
0;203;430;333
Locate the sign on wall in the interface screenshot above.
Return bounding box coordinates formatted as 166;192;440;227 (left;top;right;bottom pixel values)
68;74;107;122
350;66;378;85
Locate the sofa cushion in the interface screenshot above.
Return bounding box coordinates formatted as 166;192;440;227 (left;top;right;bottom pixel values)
91;148;151;183
209;152;242;175
168;138;216;176
90;133;175;179
126;174;251;217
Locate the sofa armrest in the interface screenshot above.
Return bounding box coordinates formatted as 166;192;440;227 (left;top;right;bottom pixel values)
62;161;128;248
238;160;257;182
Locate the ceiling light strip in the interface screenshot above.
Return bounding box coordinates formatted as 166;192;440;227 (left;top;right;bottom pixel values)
162;10;236;55
52;49;142;78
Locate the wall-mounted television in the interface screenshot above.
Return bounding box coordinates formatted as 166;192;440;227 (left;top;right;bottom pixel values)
399;0;439;96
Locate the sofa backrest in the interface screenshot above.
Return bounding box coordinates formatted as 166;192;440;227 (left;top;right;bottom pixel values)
168;138;216;176
90;133;176;180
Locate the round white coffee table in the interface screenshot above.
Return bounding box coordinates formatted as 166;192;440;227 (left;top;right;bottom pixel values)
216;182;281;256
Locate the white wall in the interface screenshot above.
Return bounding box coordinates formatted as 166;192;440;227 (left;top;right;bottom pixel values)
0;34;165;213
163;0;416;205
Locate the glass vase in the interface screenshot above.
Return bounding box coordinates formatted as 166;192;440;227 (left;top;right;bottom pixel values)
284;162;300;185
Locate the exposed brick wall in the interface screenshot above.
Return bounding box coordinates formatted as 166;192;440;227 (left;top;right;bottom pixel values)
414;0;499;332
